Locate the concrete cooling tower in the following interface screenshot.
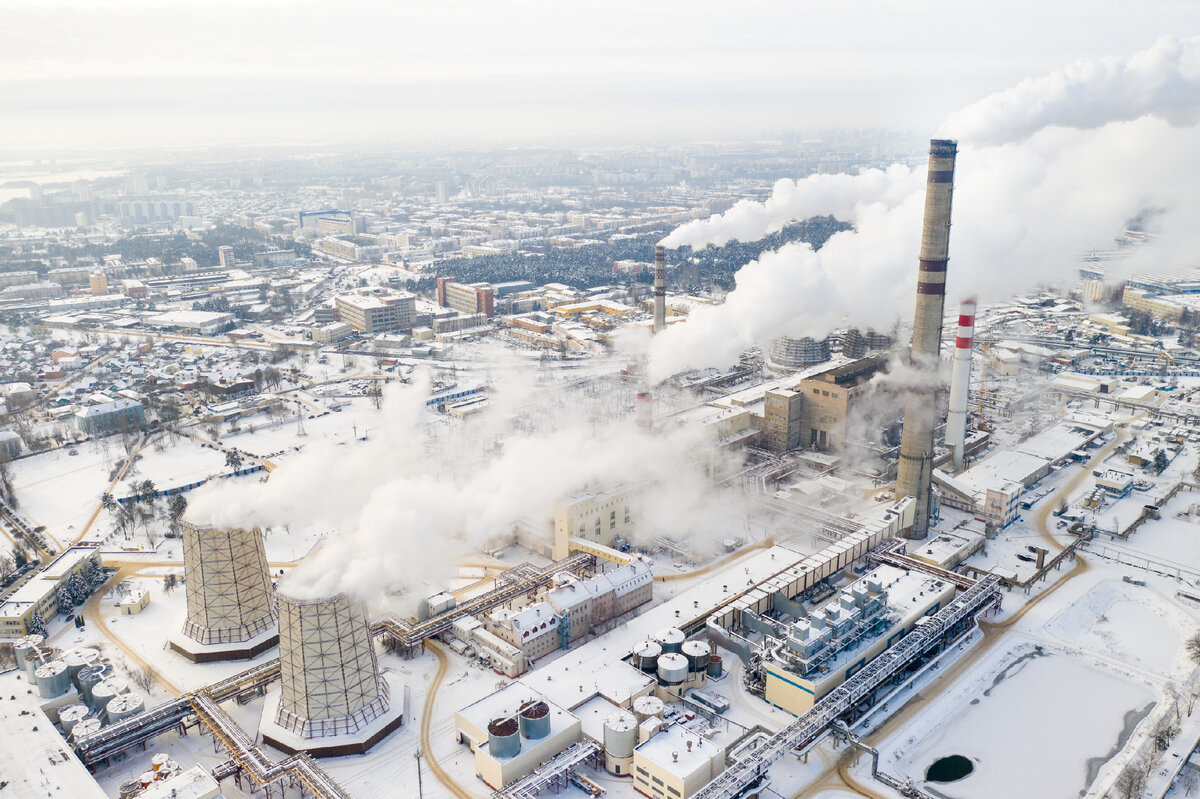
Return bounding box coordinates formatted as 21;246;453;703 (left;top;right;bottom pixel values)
168;522;279;662
259;592;404;756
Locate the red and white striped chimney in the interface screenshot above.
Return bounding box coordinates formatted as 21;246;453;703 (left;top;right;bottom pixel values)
946;297;976;468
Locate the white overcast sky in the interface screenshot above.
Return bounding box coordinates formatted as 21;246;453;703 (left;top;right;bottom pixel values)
3;0;1198;153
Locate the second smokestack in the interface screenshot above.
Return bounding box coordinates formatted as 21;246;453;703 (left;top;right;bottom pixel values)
653;245;666;334
946;297;977;469
896;139;958;540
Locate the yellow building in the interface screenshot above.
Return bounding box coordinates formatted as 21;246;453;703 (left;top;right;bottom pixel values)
632;723;726;799
0;547;100;636
762;564;956;716
552;482;651;559
1121;288;1184;322
797;356;887;451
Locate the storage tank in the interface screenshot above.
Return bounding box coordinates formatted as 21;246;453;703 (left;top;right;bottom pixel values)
632;694;665;721
682;640;711;673
14;634;44;676
76;663;112;706
653;627;685;654
707;655;723;679
71;717;102;745
487;717;521;758
105;692;145;724
603;710;638;774
61;648;100;678
150;753;170;773
118;779;142;799
90;677;129;713
657;653;688;685
518;700;551;740
58;704;90;735
35;660;71;698
631;640;662;673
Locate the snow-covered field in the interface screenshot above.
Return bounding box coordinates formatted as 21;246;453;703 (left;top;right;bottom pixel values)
882;643;1156;799
11;442;118;544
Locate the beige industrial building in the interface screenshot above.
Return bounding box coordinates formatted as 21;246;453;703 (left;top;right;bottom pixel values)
632;723;726;799
0;547;99;636
335;291;416;334
797;356;887;451
761;564;956;716
552;482;651;559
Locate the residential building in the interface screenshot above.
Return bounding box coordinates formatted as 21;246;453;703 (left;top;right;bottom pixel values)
335;291;416;334
437;277;495;317
75;399;145;435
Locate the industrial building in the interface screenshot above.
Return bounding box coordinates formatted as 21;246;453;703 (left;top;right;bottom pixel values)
633;722;726;799
456;686;583;789
552;482;652;559
0;547;99;636
169;523;278;662
145;310;236;336
757;564;956;715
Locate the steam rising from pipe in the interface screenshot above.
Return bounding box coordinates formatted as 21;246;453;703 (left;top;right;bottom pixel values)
648;36;1200;382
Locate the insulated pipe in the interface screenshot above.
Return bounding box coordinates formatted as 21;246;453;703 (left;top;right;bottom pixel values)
653;245;666;334
946;297;977;469
896;139;958;540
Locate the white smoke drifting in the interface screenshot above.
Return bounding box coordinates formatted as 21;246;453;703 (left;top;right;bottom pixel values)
648;36;1200;382
187;357;747;611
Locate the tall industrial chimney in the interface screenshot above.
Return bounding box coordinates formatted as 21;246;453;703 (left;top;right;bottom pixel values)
653;245;666;334
896;139;958;540
945;297;977;469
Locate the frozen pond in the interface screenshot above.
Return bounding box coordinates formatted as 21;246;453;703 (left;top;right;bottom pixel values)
884;646;1155;799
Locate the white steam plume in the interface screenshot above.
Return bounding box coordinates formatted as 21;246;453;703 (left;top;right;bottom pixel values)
187;358;746;611
647;37;1200;382
941;35;1200;146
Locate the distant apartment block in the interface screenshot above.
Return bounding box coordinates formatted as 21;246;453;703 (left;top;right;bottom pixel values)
335;291;417;334
75;399;145;435
436;277;495;318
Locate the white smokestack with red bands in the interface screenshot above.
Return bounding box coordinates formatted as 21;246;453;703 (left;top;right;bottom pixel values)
946;297;977;468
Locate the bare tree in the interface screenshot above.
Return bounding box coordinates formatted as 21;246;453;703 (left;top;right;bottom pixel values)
128;663;155;693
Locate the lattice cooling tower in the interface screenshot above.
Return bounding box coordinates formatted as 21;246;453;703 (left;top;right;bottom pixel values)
179;521;276;646
273;592;391;739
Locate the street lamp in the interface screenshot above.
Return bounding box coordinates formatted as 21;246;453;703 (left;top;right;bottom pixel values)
415;749;424;799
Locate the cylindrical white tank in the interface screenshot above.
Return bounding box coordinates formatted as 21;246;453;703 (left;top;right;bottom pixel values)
632;694;665;721
946;297;977;469
657;653;688;685
105;692;145;724
487;717;520;758
58;704;90;735
603;710;638;774
632;640;662;673
682;640;711;673
71;717;102;745
90;677;129;713
14;634;44;677
61;648;100;678
35;660;71;698
653;627;685;654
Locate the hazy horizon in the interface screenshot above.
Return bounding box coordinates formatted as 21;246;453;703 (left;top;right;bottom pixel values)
5;0;1198;155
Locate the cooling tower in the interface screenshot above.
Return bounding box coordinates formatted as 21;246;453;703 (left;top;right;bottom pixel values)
653;245;667;333
170;521;278;662
261;592;403;756
895;139;958;540
946;297;977;469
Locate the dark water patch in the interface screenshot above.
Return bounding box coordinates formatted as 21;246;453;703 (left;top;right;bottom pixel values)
1081;701;1156;795
926;755;974;783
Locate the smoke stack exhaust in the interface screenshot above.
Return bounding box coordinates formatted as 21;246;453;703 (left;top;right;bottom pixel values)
946;297;977;469
896;139;958;540
653;245;666;334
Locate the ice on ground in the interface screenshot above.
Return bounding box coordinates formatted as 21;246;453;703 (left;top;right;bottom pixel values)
884;645;1156;799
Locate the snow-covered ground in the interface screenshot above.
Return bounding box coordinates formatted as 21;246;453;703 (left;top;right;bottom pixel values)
10;441;120;545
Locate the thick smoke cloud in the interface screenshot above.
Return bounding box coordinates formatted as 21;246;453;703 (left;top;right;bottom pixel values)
187;356;747;611
647;37;1200;382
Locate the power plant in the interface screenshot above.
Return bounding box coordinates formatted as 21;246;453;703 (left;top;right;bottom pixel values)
260;591;404;756
653;244;667;333
946;296;977;469
895;138;958;540
169;522;279;662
